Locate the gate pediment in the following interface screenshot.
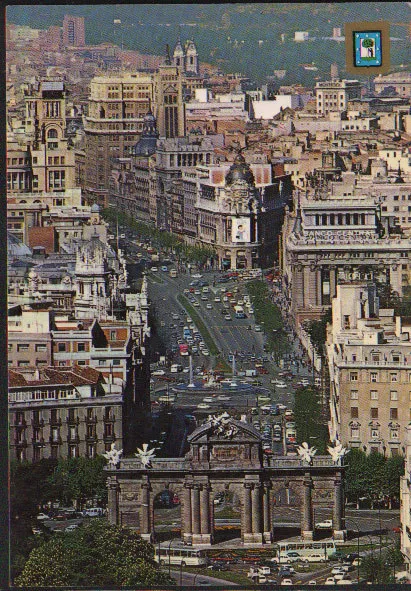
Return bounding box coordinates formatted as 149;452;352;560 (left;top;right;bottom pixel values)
187;413;262;468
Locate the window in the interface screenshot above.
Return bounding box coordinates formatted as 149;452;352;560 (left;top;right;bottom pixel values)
69;445;77;458
370;391;378;400
51;427;59;443
390;391;398;401
58;343;66;352
370;372;378;382
112;359;120;366
351;427;359;439
35;344;47;352
17;344;29;352
371;428;379;439
391;373;398;382
350;390;359;400
371;407;378;419
87;444;95;458
390;430;399;440
390;408;398;420
77;343;86;352
350;372;358;382
351;407;359;419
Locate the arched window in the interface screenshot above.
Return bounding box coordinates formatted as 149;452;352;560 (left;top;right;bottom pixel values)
47;128;58;139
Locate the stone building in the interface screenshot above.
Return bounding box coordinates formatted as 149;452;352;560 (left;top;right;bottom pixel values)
374;72;411;98
106;414;346;545
281;190;410;325
326;282;411;456
9;365;122;463
315;79;362;115
83;72;154;208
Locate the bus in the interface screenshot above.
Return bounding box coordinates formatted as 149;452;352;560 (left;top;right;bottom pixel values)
179;344;189;356
154;545;208;566
274;540;336;563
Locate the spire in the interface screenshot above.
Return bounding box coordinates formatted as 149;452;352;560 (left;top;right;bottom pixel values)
165;44;171;65
292;190;303;235
395;160;404;183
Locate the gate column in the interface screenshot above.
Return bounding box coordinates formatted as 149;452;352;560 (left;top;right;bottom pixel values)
182;483;192;544
243;482;253;543
191;484;202;545
199;484;212;545
301;473;314;541
333;473;346;541
140;481;152;542
263;483;272;543
107;477;119;525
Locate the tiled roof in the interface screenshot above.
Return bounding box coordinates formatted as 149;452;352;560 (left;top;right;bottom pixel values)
8;366;103;388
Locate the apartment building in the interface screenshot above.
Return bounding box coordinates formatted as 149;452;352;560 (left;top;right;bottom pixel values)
9;366;122;463
315;79;362;115
326;282;411;456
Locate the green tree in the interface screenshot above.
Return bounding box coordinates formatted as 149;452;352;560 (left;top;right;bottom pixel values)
303;308;332;357
362;38;374;49
293;386;329;453
360;553;394;584
382;455;405;508
15;520;173;587
344;448;368;508
47;456;108;509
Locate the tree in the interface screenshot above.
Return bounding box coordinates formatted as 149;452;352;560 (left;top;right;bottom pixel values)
382;455;405;508
344;448;368;508
303;308;332;357
15;520;174;587
360;553;394;585
46;456;108;509
293;386;329;453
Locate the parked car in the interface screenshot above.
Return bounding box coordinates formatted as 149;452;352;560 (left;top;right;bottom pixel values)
36;513;50;521
316;519;333;529
325;577;337;585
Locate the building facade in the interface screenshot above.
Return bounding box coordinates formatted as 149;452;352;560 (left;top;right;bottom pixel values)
326;282;411;456
315;80;362;115
9;366;122;463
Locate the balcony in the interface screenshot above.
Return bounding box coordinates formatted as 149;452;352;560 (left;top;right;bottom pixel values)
32;437;45;446
49;418;62;427
337;359;409;368
86;416;98;424
67;434;80;444
66;416;80;425
103;432;116;442
32;418;45;427
104;414;116;423
49;435;63;445
14;438;27;447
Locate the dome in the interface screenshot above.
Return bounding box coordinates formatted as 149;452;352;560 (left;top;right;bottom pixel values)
185;40;197;55
173;39;184;57
91;203;100;213
132;110;158;157
225;153;255;187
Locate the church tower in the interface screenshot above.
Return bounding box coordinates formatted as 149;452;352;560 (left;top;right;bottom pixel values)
153;47;186;139
184;39;199;75
74;236;111;320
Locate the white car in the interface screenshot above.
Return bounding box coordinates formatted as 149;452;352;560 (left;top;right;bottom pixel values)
333;573;346;582
65;524;79;532
218;395;231;401
203;397;214;403
331;567;346;576
152;369;166;376
206;304;213;309
202;350;210;356
214;297;221;302
272;380;287;388
325;577;337;585
336;580;352;585
192;274;203;279
307;581;317;585
151;267;158;272
316;519;333;529
280;579;293;586
197;403;210;409
193;302;200;307
36;513;50;521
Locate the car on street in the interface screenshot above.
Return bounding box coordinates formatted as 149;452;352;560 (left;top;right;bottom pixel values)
336;580;353;585
331;567;346;576
333;573;347;581
316;519;332;529
193;301;200;307
192;274;203;279
151;267;158;272
36;513;50;521
224;314;231;320
325;577;337;585
152;369;166;376
197;403;210;409
280;579;293;586
65;524;79;532
206;304;213;309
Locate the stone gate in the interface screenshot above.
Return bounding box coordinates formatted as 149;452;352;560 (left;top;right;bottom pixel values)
106;415;346;545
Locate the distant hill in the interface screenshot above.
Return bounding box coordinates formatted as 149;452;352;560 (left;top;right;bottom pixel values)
7;3;411;85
